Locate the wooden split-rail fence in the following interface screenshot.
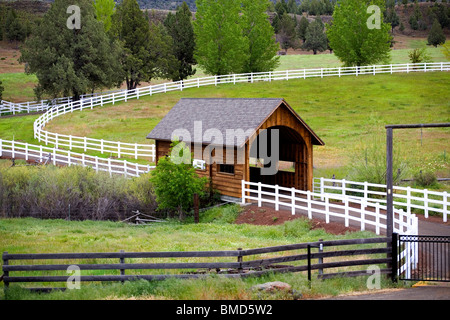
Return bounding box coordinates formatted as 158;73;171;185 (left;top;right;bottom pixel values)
1;236;394;292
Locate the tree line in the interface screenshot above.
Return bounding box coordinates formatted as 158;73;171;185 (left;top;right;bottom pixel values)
12;0;449;102
18;0;280;101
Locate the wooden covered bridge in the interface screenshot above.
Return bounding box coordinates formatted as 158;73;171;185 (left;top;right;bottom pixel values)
147;98;324;200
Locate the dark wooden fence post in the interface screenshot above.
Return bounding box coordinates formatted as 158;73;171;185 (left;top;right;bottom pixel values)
318;239;323;276
119;250;125;284
391;233;398;283
237;248;243;273
194;193;199;224
2;252;9;289
307;245;312;286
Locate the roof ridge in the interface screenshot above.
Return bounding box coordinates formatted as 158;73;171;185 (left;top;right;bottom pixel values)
179;98;283;100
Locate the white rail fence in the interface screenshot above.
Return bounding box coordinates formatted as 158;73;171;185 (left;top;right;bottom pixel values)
241;180;418;277
314;177;449;222
0;139;153;178
1;62;449;116
241;180;418;236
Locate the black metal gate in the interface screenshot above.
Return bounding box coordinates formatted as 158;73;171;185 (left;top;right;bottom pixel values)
396;235;450;282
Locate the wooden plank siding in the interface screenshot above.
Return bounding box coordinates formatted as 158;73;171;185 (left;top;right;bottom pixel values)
152;100;321;199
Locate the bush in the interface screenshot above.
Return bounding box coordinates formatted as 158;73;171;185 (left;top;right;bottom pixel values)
0;164;156;220
149;141;208;221
413;171;438;188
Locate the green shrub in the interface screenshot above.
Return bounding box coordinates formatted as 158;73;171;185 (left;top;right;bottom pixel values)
413;171;438;188
150;142;208;221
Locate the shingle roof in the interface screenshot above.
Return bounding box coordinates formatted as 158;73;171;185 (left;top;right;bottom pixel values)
146;98;324;147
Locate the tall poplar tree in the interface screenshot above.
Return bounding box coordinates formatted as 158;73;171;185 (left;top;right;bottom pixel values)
241;0;280;73
93;0;116;32
194;0;248;76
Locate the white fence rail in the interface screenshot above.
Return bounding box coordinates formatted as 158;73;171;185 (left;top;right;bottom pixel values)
0;97;72;116
1;61;449;116
241;180;418;236
241;180;418;276
32;95;156;161
0;139;153;178
314;177;449;222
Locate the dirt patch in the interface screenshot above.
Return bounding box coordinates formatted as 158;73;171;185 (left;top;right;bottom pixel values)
235;204;360;235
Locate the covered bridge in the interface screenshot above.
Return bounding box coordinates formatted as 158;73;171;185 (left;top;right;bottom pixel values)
147;98;324;200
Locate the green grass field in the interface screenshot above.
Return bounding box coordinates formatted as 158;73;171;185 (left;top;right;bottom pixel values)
1;41;447;102
0;206;404;300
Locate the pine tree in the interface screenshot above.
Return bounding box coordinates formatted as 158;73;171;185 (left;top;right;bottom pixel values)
277;12;297;53
302;17;327;54
5;8;26;42
241;0;280;73
427;19;446;47
385;8;399;32
164;2;196;81
297;15;310;43
194;0;247;76
111;0;177;89
20;0;122;101
0;80;4;101
287;0;298;13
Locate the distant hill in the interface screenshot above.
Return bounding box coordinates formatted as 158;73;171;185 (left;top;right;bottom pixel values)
137;0;196;11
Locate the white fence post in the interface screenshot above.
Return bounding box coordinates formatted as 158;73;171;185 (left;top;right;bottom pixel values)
258;182;262;207
444;192;448;223
406;186;411;215
291;187;296;215
375;202;380;235
275;185;279;211
307;190;312;219
241;180;246;204
364;181;368;202
320;177;324;201
0;139;2;157
344;199;349;227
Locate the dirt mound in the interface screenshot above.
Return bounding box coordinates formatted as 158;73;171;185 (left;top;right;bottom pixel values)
235;205;360;235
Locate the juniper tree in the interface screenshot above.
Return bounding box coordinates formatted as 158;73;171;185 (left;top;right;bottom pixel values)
427;19;446;47
164;2;196;81
302;17;327;55
20;0;122;101
111;0;177;89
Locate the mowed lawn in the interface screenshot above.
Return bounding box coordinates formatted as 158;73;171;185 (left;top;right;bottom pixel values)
40;71;450;176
